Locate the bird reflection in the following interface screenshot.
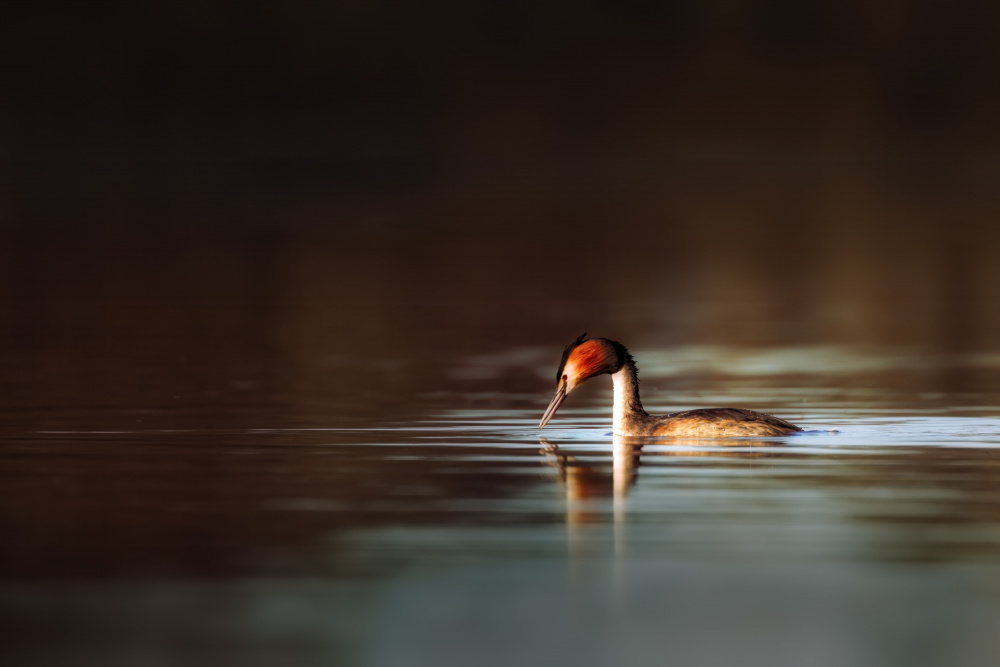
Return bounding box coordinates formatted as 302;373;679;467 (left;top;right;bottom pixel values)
541;435;791;592
541;433;791;596
541;434;786;529
540;436;641;526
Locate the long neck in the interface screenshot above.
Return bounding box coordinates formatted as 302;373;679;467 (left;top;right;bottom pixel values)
610;357;646;435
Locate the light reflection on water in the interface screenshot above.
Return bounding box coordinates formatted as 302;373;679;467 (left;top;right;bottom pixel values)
5;348;1000;666
327;417;1000;667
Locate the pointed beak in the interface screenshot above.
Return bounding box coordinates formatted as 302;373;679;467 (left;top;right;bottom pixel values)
539;385;567;429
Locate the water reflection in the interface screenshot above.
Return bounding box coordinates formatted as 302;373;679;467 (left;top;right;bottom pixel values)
10;414;1000;665
541;436;641;527
541;433;795;566
542;435;787;517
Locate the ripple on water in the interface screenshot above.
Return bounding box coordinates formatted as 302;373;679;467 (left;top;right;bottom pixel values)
7;388;1000;666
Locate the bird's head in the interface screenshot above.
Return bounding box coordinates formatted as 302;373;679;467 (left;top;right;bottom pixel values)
538;333;627;429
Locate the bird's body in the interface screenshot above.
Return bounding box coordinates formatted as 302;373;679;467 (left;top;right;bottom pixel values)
614;407;801;437
540;334;801;438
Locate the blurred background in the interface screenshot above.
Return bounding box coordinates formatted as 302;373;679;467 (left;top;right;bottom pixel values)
4;1;1000;665
4;0;1000;396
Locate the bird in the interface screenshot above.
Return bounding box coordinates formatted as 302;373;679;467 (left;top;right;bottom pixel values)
538;333;802;437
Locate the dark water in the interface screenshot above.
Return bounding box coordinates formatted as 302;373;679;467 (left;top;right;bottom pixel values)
5;321;1000;666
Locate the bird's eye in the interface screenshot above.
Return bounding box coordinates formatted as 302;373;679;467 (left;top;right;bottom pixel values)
562;375;568;382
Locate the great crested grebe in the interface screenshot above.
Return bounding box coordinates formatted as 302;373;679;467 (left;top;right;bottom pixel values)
538;334;802;437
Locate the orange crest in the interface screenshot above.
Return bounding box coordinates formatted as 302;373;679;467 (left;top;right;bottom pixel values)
568;340;611;378
559;337;621;388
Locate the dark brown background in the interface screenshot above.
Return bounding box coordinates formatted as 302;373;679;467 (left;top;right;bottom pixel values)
3;0;1000;419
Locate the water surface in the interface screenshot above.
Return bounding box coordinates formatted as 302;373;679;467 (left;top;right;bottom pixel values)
4;345;1000;666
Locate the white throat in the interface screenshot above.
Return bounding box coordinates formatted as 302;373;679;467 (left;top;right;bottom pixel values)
611;369;630;436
